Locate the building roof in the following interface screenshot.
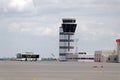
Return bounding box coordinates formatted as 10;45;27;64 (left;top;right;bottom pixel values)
116;39;120;43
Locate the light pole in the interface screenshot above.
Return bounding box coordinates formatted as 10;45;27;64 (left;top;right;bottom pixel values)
75;38;79;54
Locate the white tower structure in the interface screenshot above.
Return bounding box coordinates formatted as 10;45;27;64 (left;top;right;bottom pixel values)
59;18;77;61
116;39;120;63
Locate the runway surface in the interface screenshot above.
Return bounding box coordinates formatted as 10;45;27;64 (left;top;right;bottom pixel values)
0;61;120;80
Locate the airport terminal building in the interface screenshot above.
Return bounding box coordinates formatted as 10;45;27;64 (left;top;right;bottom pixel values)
94;39;120;63
94;50;117;63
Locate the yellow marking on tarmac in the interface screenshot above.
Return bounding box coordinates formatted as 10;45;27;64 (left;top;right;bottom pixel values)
33;77;37;80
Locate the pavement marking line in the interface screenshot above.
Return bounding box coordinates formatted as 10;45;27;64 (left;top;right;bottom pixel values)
33;77;37;80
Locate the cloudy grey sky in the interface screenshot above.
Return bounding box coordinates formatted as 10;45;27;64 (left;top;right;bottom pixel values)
0;0;120;58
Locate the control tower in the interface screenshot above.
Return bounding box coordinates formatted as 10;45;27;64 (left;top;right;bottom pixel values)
116;39;120;62
59;18;77;61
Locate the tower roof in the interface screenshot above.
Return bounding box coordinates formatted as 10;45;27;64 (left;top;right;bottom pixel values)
62;18;76;23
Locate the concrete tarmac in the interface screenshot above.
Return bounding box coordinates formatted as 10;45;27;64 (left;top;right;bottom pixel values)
0;61;120;80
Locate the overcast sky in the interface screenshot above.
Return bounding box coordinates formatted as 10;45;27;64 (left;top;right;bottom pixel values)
0;0;120;58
